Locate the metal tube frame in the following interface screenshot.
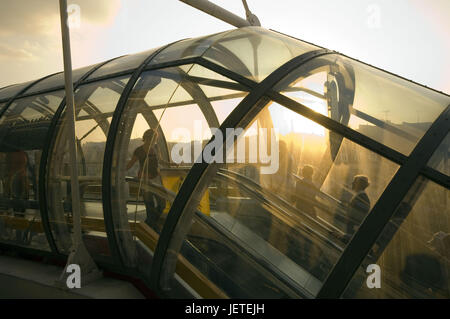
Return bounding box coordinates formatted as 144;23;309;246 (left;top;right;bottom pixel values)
0;72;65;254
99;30;237;270
0;27;448;298
102;42;180;268
148;49;332;294
147;51;449;297
38;57;122;255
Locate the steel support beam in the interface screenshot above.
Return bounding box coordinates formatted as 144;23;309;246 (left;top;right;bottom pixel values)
179;0;251;28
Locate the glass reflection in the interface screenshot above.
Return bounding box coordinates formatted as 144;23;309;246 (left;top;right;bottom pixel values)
25;73;63;95
110;64;247;272
203;27;319;82
47;77;129;257
428;133;449;177
26;64;102;94
0;91;64;251
344;177;449;298
161;100;399;298
148;32;227;67
0;81;35;102
275;54;450;155
87;49;158;80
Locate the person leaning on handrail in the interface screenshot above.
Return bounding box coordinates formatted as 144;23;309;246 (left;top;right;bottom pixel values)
126;129;166;232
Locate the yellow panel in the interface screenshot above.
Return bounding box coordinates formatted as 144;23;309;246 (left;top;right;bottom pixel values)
161;176;210;216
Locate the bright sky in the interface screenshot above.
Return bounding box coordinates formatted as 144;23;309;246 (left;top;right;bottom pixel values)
0;0;449;95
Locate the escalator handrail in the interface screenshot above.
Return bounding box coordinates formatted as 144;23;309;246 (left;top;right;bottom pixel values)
215;171;345;252
218;169;347;241
191;209;314;298
123;174;316;297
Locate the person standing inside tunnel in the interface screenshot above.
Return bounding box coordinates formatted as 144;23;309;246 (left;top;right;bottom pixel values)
286;165;319;269
346;175;371;236
294;165;318;218
127;129;166;231
6;150;29;243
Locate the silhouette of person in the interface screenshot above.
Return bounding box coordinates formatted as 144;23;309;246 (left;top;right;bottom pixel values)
346;175;370;236
286;165;319;269
294;165;318;218
264;140;295;198
5;151;29;243
127;129;166;231
5;151;28;203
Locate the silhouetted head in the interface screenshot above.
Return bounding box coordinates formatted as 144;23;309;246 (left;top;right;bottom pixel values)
352;175;369;192
302;165;314;180
143;129;157;144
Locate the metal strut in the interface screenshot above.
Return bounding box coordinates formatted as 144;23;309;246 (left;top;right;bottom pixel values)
242;0;261;26
55;0;101;289
179;0;261;28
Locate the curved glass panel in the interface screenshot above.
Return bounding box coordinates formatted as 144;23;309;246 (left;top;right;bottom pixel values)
187;65;249;124
0;90;64;251
72;63;103;84
275;54;450;155
46;76;129;258
0;63;100;101
0;86;14;102
25;72;64;95
343;177;449;298
87;49;158;81
0;80;35;101
0;92;64;126
203;27;319;83
148;31;228;67
159;99;399;298
0;85;11;93
109;64;247;277
428;133;449;176
33;63;103;93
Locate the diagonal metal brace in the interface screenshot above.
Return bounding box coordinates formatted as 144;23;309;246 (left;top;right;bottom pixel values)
242;0;261;26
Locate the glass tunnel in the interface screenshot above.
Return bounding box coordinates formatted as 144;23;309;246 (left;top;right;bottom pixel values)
0;26;448;299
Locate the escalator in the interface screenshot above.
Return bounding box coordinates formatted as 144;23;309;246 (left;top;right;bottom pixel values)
127;166;350;298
